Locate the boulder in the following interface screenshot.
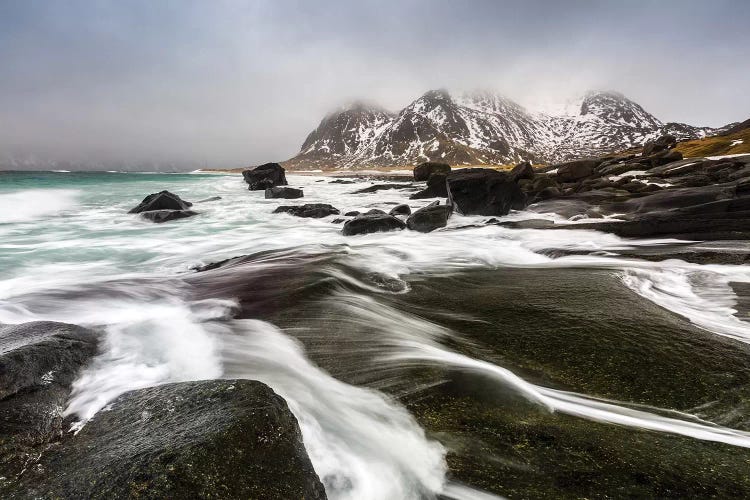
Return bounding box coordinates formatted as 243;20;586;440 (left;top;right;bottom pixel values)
553;159;600;183
510;161;535;181
413;162;451;182
140;209;197;223
446;168;527;216
363;209;387;215
128;191;192;214
643;134;677;156
273;204;340;218
9;380;326;499
243;163;288;190
0;322;99;485
265;187;304;199
410;173;448;199
406;204;452;232
342;214;406;236
389;204;412;216
344;211;360;217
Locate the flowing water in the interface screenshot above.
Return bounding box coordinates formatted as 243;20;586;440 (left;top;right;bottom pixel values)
2;171;750;498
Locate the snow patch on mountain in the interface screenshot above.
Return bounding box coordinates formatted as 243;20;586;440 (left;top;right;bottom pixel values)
285;89;725;169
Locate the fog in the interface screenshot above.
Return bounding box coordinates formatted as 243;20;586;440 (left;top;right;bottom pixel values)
1;0;749;170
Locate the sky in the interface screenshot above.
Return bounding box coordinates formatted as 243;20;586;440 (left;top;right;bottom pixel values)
1;0;749;169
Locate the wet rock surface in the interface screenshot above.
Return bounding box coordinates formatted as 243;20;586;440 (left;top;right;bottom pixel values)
342;213;406;235
274;203;340;218
447;168;527;216
128;190;193;213
140;209;197;223
265;186;304;199
0;322;99;490
243;162;288;190
8;380;326;499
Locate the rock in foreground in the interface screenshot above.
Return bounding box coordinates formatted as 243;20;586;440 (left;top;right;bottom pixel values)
10;380;326;500
342;213;406;235
265;186;304;199
274;204;340;218
243;163;288;190
128;190;193;213
0;322;99;488
446;168;526;216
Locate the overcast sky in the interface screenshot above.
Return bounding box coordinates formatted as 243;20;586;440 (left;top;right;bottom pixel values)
1;0;749;168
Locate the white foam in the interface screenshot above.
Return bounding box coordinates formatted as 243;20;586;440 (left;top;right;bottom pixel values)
0;189;80;223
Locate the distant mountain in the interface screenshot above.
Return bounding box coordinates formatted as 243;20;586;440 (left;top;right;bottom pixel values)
285;90;733;169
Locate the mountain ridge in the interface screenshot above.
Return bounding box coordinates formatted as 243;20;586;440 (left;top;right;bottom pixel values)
284;89;735;169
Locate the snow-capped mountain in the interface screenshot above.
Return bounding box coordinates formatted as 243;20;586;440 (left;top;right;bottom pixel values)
284;89;725;169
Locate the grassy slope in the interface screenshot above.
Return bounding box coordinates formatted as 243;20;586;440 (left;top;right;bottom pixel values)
674;128;750;158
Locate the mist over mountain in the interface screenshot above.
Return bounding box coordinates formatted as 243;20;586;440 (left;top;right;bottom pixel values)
286;89;734;169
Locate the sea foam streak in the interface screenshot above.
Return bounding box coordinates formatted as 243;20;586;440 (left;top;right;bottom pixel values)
0;189;80;223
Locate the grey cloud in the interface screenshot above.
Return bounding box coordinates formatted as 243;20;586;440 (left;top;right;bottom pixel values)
1;0;748;169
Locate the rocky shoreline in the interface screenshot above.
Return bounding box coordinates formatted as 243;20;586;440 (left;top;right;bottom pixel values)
3;131;750;498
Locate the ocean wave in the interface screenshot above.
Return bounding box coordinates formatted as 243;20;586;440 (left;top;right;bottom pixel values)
0;189;80;223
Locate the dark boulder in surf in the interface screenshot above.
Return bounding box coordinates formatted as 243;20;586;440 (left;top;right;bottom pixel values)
410;173;449;199
128;190;193;213
413;162;451;182
8;380;327;500
274;204;340;218
342;213;406;236
265;186;304;199
446;168;527;216
243;163;288;190
0;322;99;484
406;203;452;233
140;209;198;223
389;204;412;216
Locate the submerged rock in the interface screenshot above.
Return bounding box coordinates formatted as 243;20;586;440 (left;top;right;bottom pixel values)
274;204;340;218
265;186;304;199
413;162;451;182
406;203;452;232
243;163;288;190
10;380;326;499
140;209;198;223
128;190;192;213
446;168;526;216
342;213;406;236
0;322;99;487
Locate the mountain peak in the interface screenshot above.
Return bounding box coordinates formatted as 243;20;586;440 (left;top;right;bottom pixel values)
286;89;716;170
